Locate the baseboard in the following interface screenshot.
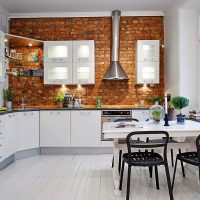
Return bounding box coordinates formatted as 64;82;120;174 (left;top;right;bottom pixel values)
14;148;40;160
0;155;14;170
40;147;113;155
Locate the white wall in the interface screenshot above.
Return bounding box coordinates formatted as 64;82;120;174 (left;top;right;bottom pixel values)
164;0;200;115
179;8;199;111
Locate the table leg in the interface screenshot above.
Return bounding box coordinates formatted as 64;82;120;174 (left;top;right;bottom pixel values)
113;139;121;196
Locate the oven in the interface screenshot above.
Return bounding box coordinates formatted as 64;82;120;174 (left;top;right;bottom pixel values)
101;110;132;141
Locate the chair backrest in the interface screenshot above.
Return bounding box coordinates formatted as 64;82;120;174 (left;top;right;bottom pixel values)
126;131;169;160
114;118;139;122
196;135;200;165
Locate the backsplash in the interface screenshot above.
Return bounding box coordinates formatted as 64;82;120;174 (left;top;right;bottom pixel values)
9;16;164;107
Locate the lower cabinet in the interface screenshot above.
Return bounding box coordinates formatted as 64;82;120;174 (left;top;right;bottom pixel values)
5;113;17;158
17;111;39;151
0;138;5;162
40;111;71;147
71;110;101;147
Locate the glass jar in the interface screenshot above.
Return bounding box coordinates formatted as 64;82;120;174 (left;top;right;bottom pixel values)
149;101;164;123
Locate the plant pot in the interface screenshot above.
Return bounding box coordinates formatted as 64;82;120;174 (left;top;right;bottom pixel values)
176;113;185;124
57;102;63;108
152;115;161;123
6;101;12;110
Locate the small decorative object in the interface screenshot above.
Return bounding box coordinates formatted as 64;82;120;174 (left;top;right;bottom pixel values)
164;95;169;126
171;96;189;124
96;97;102;108
55;92;64;108
3;88;14;110
149;101;164;123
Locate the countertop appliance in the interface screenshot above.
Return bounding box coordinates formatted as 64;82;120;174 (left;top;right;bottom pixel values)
101;110;132;141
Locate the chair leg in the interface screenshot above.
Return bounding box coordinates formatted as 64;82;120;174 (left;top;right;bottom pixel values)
119;160;125;190
164;162;174;200
112;156;114;168
172;157;178;190
118;150;122;173
149;166;153;178
126;165;132;200
198;166;200;185
155;166;160;190
179;149;185;178
171;149;174;167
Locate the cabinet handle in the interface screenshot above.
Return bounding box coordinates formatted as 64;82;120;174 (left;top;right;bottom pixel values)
50;112;60;115
0;144;2;147
0;156;2;158
0;132;3;134
0;121;2;122
8;115;12;118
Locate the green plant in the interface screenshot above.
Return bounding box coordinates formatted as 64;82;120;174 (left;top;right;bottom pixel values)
150;96;165;104
171;96;189;114
55;92;64;103
3;88;13;102
152;110;162;117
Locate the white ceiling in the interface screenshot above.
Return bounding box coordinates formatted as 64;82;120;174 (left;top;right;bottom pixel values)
0;0;174;13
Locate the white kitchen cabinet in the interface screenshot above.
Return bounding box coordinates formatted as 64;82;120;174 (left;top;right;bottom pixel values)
0;31;5;56
44;41;72;63
5;113;17;158
0;138;5;162
17;111;39;152
40;111;71;147
73;40;94;62
137;40;160;62
136;62;159;84
132;110;149;121
73;62;95;84
44;62;72;85
71;110;101;147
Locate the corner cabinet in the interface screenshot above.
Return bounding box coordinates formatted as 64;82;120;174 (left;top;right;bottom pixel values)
136;40;160;85
71;110;101;147
43;40;95;85
40;111;71;147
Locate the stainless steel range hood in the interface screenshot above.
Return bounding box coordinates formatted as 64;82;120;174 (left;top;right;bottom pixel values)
103;10;128;80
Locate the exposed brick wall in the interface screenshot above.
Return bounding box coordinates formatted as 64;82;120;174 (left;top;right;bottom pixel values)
9;16;164;107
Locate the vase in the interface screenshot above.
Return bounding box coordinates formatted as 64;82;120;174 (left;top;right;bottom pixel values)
176;113;185;124
57;102;63;108
6;101;12;110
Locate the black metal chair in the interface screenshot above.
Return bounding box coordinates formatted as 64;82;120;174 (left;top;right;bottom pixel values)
112;118;139;173
172;135;200;190
119;131;174;200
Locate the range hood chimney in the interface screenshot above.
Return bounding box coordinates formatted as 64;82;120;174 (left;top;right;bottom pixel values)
103;10;128;80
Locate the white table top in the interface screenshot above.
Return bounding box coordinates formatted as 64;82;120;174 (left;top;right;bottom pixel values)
103;120;200;139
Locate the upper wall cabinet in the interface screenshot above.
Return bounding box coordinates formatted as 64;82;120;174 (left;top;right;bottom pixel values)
137;40;159;62
44;62;72;85
136;40;160;85
44;41;73;63
73;40;94;62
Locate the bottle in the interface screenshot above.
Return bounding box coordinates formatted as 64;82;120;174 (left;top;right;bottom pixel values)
96;97;102;108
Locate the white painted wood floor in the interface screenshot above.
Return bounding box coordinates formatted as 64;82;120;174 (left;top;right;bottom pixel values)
0;154;200;200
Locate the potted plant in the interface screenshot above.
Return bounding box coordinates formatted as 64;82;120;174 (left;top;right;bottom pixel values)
150;96;165;105
152;110;162;122
55;92;64;108
171;96;189;124
3;88;14;110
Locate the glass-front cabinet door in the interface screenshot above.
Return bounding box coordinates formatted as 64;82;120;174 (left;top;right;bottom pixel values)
137;62;159;84
73;40;94;62
44;41;72;63
0;31;5;57
73;62;95;84
137;40;159;62
44;62;72;85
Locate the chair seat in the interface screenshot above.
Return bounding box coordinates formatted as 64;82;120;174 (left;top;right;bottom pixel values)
177;152;199;166
123;152;164;166
118;138;145;144
148;138;177;144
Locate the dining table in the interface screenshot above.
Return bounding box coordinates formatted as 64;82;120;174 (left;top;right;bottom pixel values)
102;120;200;196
